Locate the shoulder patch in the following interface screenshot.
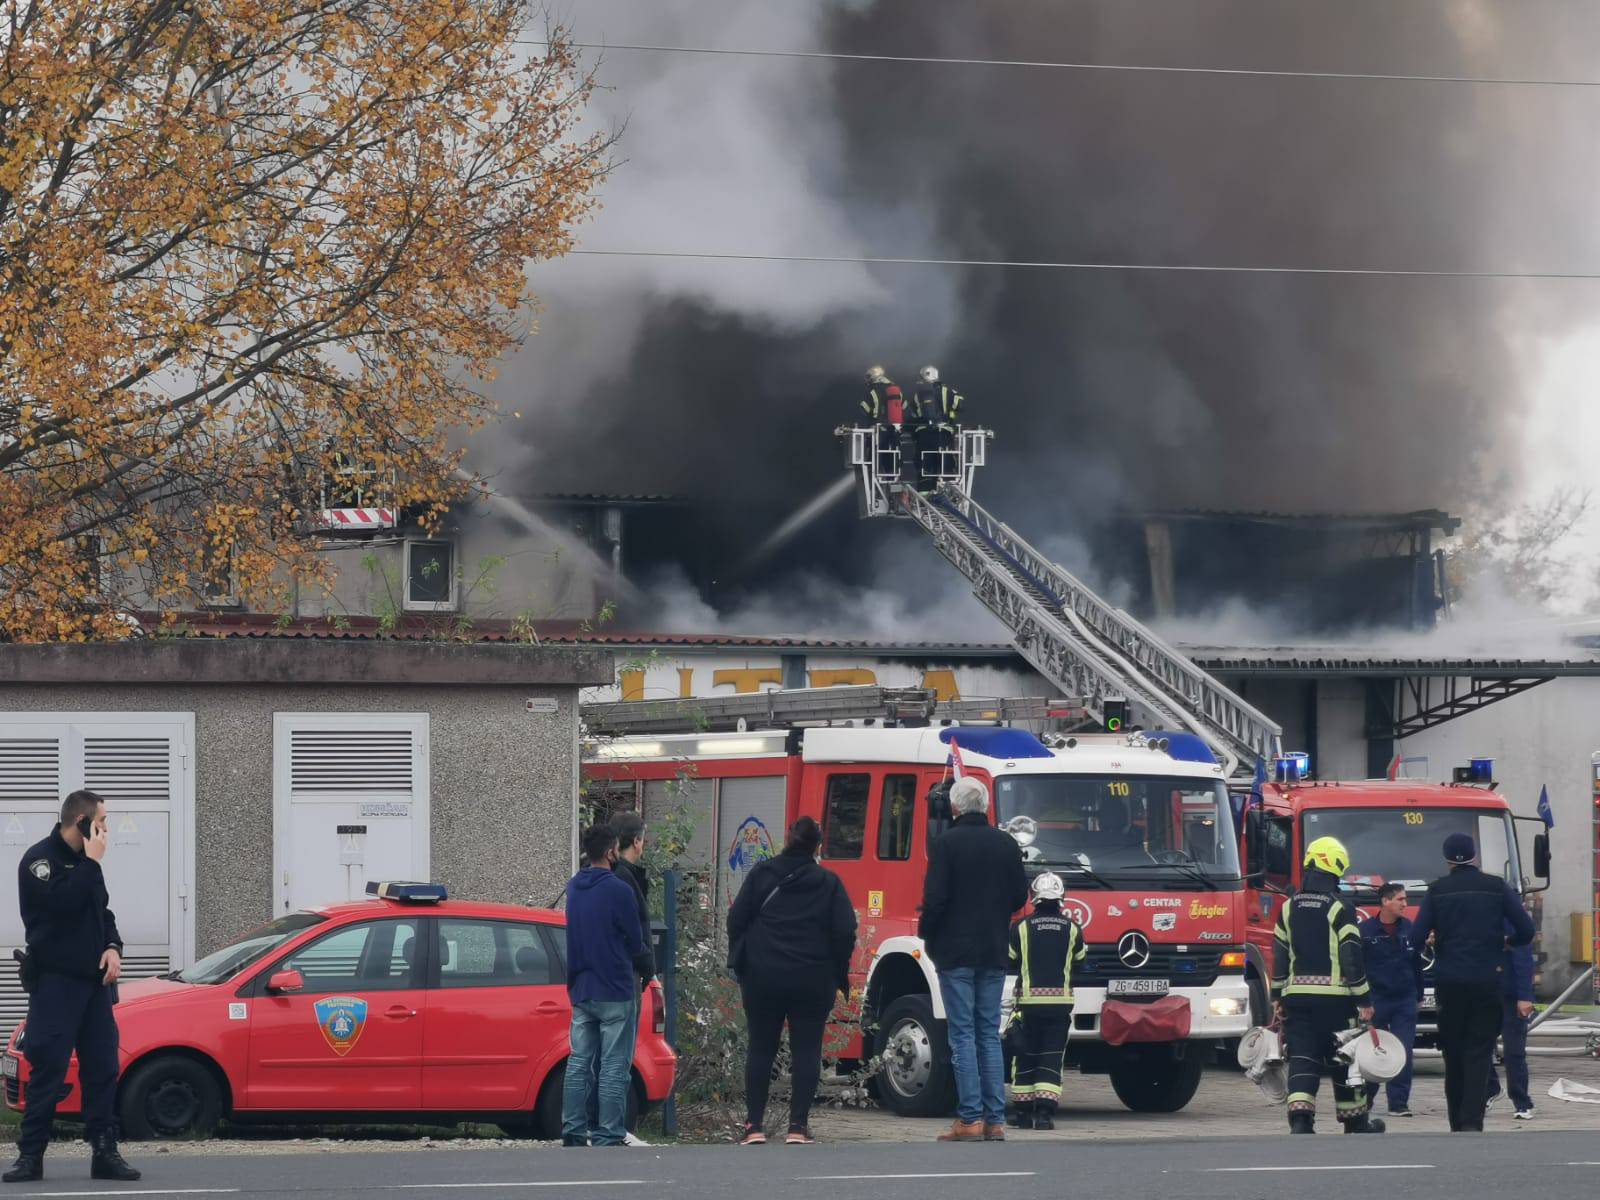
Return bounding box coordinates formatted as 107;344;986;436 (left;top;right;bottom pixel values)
27;859;50;881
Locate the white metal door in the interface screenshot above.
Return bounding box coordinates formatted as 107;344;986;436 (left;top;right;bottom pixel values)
272;714;430;914
0;714;195;1043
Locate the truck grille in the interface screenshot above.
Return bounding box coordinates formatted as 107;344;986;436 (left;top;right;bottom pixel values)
1075;946;1224;989
5;1077;20;1107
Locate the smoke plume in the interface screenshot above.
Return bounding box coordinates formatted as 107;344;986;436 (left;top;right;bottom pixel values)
489;1;1600;631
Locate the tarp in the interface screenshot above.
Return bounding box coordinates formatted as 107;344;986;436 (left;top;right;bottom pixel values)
1101;996;1192;1045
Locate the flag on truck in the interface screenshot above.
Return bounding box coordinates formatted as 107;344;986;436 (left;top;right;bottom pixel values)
1536;783;1554;828
947;735;966;779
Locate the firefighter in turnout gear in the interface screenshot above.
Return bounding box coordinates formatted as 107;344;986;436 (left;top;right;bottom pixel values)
1005;873;1087;1130
1271;836;1384;1136
861;366;911;483
910;365;963;487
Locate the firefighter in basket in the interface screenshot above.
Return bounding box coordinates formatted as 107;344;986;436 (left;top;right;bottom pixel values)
1271;836;1385;1135
1005;872;1087;1130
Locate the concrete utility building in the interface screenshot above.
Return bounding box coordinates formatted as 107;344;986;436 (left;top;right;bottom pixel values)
0;639;610;1041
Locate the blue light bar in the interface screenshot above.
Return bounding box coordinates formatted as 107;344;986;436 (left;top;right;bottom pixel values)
1274;752;1311;783
938;727;1054;760
1467;756;1494;783
366;881;447;902
1142;731;1219;765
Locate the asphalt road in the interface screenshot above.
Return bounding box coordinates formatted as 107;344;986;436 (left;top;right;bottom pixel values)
7;1132;1599;1200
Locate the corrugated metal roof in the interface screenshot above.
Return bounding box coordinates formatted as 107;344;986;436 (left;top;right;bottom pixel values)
1130;508;1460;532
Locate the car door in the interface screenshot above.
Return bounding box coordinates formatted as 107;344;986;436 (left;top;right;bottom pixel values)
422;917;568;1110
243;917;424;1110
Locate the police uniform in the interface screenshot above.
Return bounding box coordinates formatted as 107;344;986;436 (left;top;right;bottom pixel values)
1006;899;1086;1128
1271;840;1380;1134
13;827;127;1170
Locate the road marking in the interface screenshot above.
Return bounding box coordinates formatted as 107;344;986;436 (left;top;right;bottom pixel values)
1566;1162;1600;1166
382;1184;652;1192
1209;1166;1434;1173
12;1191;239;1198
802;1173;1038;1181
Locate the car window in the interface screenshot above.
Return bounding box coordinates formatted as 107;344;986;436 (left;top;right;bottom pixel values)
822;773;870;860
281;919;420;993
877;774;917;861
438;919;557;988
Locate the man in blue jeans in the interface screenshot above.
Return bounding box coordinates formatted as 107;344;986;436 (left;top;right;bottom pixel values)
918;776;1029;1141
562;824;645;1147
1486;919;1536;1119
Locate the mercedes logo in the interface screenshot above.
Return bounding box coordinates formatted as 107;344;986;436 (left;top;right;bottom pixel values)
1420;944;1436;972
1118;930;1151;969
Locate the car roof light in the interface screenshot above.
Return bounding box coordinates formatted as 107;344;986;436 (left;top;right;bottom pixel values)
366;881;447;903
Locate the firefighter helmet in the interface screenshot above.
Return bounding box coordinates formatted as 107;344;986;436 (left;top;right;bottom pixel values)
919;364;940;384
865;365;888;383
1303;835;1351;877
1031;871;1065;901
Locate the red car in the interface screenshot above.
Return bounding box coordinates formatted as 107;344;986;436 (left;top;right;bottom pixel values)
2;884;676;1139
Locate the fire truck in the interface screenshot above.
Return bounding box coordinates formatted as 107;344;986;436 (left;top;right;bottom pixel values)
1238;762;1552;1034
585;712;1253;1115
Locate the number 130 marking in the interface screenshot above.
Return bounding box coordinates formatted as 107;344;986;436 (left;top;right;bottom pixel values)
1403;811;1424;825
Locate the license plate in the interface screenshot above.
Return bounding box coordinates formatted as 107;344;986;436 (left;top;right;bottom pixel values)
1108;978;1170;997
2;1055;17;1079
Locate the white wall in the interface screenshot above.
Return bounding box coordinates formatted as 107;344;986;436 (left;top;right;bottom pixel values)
1402;677;1596;984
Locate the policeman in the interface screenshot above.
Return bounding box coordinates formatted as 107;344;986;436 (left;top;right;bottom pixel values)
910;366;964;485
1410;832;1535;1132
5;790;140;1184
1271;836;1384;1135
1005;872;1086;1130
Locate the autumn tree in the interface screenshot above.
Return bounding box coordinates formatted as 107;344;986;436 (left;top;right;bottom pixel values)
0;1;608;640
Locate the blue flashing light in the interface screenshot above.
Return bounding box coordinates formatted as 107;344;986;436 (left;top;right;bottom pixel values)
938;727;1054;760
1274;752;1311;783
1467;756;1494;783
1142;730;1219;766
366;881;447;903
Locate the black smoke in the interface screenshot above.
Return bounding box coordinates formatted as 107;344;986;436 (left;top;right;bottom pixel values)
497;1;1600;623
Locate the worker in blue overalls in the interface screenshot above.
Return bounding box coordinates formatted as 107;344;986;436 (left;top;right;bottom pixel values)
1485;919;1537;1119
1358;882;1424;1117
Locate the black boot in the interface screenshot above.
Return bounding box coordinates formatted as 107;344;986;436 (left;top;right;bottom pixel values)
1007;1107;1029;1128
1343;1113;1386;1134
1033;1103;1055;1132
89;1136;140;1182
2;1153;43;1183
1288;1110;1316;1134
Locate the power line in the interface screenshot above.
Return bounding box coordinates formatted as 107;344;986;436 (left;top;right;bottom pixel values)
521;40;1600;89
569;248;1600;280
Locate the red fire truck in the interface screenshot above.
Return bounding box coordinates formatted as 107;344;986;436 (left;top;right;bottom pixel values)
1238;759;1552;1032
588;721;1254;1117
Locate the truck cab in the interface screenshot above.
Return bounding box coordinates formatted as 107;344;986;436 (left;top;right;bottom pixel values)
588;723;1255;1117
1240;764;1552;1029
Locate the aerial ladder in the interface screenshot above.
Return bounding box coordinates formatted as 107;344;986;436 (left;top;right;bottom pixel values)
838;424;1282;777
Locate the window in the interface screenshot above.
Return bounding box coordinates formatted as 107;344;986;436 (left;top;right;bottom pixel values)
281;919;420;993
877;775;917;861
822;773;870;860
438;919;557;988
1265;817;1294;879
404;540;457;611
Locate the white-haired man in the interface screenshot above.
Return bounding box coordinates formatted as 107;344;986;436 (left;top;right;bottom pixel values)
918;776;1029;1141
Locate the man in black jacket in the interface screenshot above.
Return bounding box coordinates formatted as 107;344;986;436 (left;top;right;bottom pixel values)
7;790;139;1185
918;776;1029;1143
1411;832;1535;1133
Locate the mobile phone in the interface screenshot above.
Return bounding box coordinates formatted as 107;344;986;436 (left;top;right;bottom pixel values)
76;815;94;839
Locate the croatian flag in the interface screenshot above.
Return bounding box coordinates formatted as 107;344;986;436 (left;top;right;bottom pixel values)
1536;783;1554;829
947;735;966;780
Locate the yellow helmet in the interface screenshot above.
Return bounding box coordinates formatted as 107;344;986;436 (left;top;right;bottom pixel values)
1303;835;1350;877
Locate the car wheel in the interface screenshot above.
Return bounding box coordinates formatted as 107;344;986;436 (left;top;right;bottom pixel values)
872;994;956;1118
533;1062;642;1140
118;1056;223;1140
1109;1046;1206;1113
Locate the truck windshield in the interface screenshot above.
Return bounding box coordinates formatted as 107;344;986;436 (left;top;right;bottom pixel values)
176;913;327;985
1301;808;1522;895
993;774;1241;884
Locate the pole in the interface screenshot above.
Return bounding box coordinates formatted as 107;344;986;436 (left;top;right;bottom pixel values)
662;867;679;1138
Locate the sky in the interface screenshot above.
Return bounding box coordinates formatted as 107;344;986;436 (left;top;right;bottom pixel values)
483;0;1600;627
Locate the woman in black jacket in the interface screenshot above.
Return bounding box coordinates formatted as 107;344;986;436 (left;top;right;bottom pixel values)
727;816;857;1145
